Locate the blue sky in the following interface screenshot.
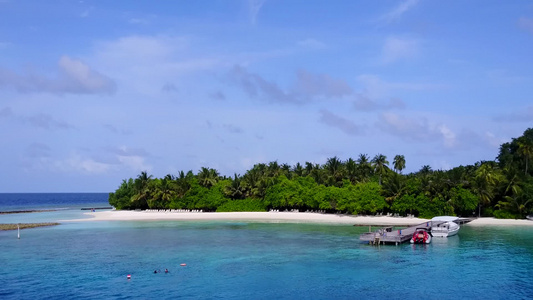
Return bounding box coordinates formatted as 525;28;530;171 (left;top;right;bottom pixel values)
1;0;532;192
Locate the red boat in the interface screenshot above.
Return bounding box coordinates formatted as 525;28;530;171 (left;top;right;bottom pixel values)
410;228;432;244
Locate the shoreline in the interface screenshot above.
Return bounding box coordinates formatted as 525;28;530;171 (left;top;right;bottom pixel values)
64;211;533;226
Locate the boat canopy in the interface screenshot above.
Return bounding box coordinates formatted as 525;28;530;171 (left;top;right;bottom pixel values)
431;216;459;222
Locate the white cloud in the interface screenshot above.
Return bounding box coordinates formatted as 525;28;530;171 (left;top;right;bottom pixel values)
381;37;419;64
378;112;456;148
58;56;116;94
0;56;116;95
21;145;153;175
36;154;113;174
380;0;420;24
435;160;452;171
70;156;112;174
484;131;505;148
249;0;267;25
117;155;151;172
93;35;221;94
438;124;456;148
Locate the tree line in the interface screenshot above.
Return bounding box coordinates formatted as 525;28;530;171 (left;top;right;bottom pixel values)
109;128;533;219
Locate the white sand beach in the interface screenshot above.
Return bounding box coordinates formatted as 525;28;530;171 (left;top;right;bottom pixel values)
66;210;533;226
467;217;533;226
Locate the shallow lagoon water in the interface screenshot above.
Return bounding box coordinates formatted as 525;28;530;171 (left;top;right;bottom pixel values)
1;194;532;299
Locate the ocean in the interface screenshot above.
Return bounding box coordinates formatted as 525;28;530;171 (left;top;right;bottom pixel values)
1;193;532;299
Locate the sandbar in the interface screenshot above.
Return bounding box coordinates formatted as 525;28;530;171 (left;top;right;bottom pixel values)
0;222;60;230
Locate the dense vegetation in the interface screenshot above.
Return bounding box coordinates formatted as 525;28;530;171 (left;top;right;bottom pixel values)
109;128;533;219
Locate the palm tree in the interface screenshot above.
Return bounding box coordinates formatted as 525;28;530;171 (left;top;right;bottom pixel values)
345;158;357;184
292;162;304;177
473;163;503;217
382;172;406;204
356;154;372;182
496;193;532;218
198;167;219;188
309;163;324;185
304;162;314;176
267;161;281;177
242;164;269;198
393;155;406;174
517;138;533;175
371;154;389;185
419;165;432;175
225;174;245;199
324;156;344;186
150;176;177;208
175;170;193;197
280;163;292;178
131;171;153;209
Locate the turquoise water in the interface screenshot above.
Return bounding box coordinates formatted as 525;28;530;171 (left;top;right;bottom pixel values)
1;194;533;299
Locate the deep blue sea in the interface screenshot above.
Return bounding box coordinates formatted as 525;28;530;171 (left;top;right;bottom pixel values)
1;194;532;299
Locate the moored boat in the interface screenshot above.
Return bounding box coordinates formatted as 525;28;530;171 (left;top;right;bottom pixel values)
431;216;460;238
410;228;431;244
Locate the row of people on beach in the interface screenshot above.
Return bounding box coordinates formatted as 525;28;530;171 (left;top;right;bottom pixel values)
144;209;203;213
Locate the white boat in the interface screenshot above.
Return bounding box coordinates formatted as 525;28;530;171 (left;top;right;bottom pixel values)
410;228;432;244
431;216;460;238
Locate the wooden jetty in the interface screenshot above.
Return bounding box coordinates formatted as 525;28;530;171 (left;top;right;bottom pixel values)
359;218;472;245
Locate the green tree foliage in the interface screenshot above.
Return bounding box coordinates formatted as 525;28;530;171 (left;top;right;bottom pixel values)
216;199;267;212
393;155;406;174
108;179;135;209
108;128;533;219
449;186;478;216
371;154;389;185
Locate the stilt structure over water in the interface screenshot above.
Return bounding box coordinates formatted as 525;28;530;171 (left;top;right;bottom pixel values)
359;218;472;245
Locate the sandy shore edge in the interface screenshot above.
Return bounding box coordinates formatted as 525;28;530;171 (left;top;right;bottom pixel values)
64;211;533;226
